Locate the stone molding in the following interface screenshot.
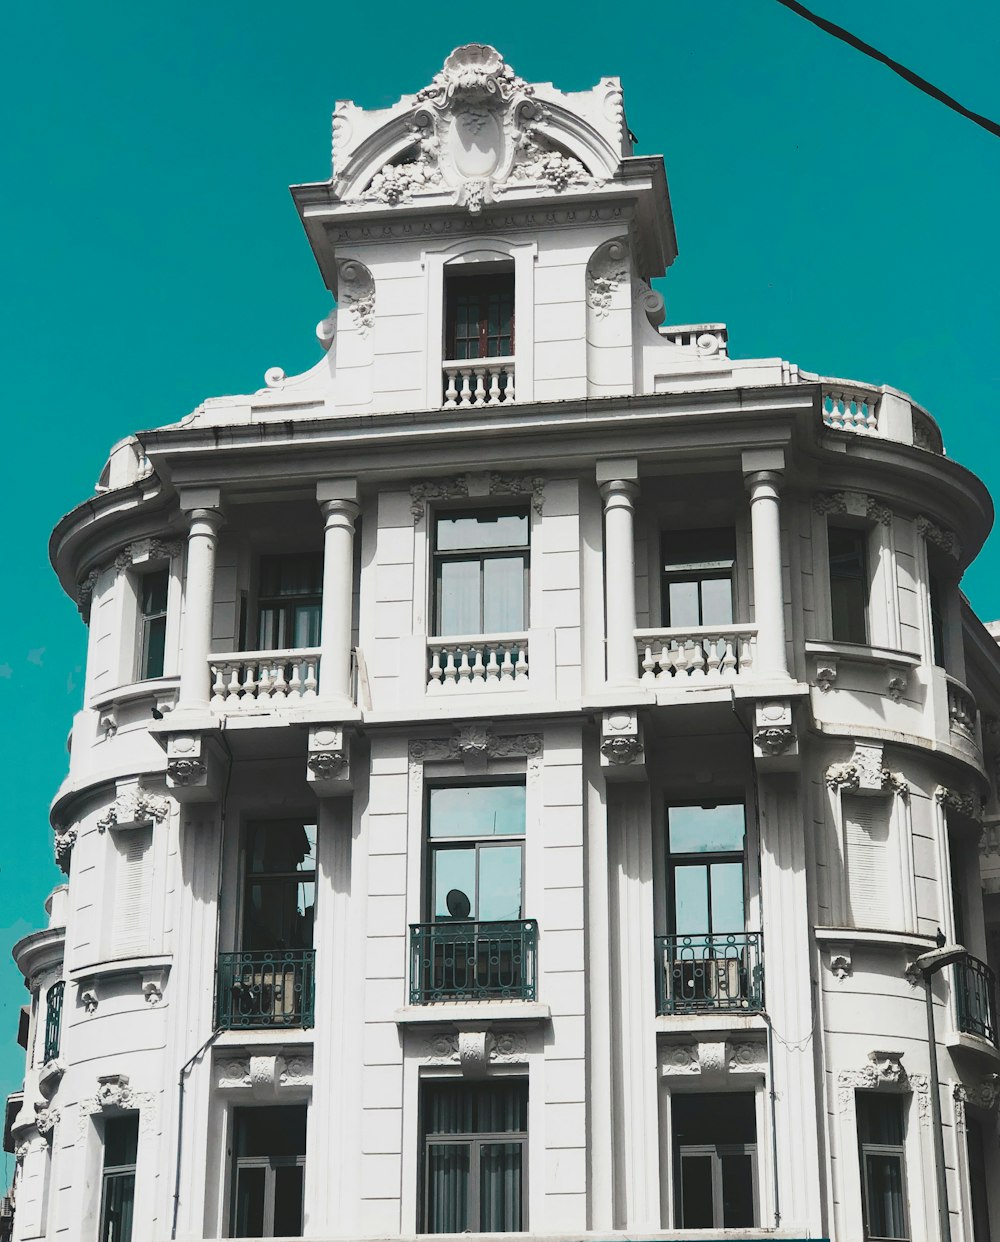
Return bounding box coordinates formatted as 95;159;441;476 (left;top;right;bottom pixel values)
97;785;171;834
836;1052;930;1125
78;1073;158;1137
953;1073;1000;1135
331;201;627;245
411;472;546;521
216;1054;314;1099
812;490;892;526
77;537;182;620
418;1030;528;1077
409;729;541;763
935;785;982;823
826;742;907;798
586;237;629;317
659;1039;767;1078
336;259;375;336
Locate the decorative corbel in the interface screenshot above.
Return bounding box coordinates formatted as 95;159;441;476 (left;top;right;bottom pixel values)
306;725;350;794
753;699;798;766
600;709;645;780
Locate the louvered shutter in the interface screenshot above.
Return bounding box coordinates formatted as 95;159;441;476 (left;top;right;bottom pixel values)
842;794;895;928
112;827;153;956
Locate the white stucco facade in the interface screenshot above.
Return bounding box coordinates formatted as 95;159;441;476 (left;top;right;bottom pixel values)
5;43;1000;1242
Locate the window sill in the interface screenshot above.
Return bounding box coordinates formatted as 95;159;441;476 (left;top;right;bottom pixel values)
814;927;937;951
214;1027;315;1048
69;953;171;983
395;1000;550;1027
655;1012;768;1035
945;1030;1000;1065
804;640;921;667
88;676;180;712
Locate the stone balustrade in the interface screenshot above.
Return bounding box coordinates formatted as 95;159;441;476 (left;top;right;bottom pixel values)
822;385;880;435
442;357;515;408
635;625;757;683
427;633;529;692
946;674;978;738
209;649;321;708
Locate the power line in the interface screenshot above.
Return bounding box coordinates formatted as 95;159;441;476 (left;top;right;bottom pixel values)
772;0;1000;139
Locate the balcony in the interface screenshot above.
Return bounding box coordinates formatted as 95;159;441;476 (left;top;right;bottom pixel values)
442;357;515;408
427;634;529;693
955;953;998;1046
209;649;320;710
409;920;537;1004
656;933;764;1016
636;625;758;685
43;980;64;1062
216;950;316;1029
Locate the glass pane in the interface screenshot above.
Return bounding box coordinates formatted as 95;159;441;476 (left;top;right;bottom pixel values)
483;556;525;633
291;603;321;649
480;1143;523;1232
259;554;322;597
101;1171;136;1242
477;845;522;921
233;1165;266;1237
829;527;868;643
673;1093;756;1146
104;1114;139;1167
668;805;745;855
429;786;526;838
141;569;169;616
664;528;736;569
865;1152;907;1239
433;848;477;920
246;824;317;875
438;560;481;635
858;1094;905;1145
721;1152;756;1227
679;1154;714;1228
243;880;315;950
437;512;528;551
142;615;167;680
477;1081;528;1132
235;1106;307;1159
710;862;745;934
667;579;700;628
426;1144;470;1233
425;1084;476;1135
272;1164;304;1237
257;607;281;650
701;576;734;626
673;865;709;936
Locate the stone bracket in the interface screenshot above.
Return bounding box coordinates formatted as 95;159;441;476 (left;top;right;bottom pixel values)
163;731;223;802
307;725;352;795
752;698;798;769
600;709;645;780
216;1052;314;1098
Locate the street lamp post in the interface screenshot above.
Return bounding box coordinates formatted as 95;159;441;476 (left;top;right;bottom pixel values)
911;944;967;1242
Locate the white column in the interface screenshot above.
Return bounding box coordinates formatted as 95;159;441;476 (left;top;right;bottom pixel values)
317;479;361;706
177;489;223;712
598;459;639;687
744;456;789;680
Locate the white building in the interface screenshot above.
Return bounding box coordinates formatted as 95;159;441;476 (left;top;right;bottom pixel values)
5;42;1000;1242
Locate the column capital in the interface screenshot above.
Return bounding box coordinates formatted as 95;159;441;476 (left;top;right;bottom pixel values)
745;469;783;496
741;447;785;478
599;479;639;507
185;506;225;534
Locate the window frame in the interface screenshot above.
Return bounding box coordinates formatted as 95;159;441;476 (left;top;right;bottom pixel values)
420;1079;528;1235
239;820;318;954
431;506;530;639
254;552;324;653
135;566;170;682
99;1114;139;1242
660;528;737;630
444;271;515;362
827;522;871;645
229;1105;307;1239
424;781;527;924
665;802;748;938
856;1092;910;1242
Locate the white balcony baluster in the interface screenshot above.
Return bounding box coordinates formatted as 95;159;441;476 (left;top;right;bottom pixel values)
426;634;529;693
442;358;516;409
634;626;758;685
208;649;322;710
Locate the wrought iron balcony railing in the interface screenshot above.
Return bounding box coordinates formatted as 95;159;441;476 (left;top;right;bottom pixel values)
216;950;316;1030
409;920;537;1004
43;980;64;1062
955;952;998;1046
656;932;764;1016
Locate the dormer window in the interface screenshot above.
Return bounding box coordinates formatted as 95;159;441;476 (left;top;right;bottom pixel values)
446;272;514;361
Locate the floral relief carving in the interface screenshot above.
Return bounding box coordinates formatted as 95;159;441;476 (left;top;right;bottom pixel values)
166;758;207;786
866;497;893;526
586;238;629;317
410;476;469;522
97;787;171;833
825;753;907;798
409;731;541;762
837;1052;917;1115
916;515;961;560
54;826;77;872
337;260;375;336
935;785;982;822
754;726;795;757
813;492;848;516
600;736;644;765
489;472;546;515
306;751;347;780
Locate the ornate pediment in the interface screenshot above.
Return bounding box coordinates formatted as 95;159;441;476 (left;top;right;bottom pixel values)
336;45;623;214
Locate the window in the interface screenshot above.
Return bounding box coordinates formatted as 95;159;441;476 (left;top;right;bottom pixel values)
137;568;168;680
100;1114;139;1242
857;1093;909;1241
673;1092;757;1228
829;526;868;644
661;529;736;628
414;785;532;1002
842;795;895;929
256;554;323;650
445;272;514;361
967;1117;992;1242
667;804;746;938
928;573;946;667
231;1106;306;1238
422;1081;526;1234
433;510;529;637
43;980;64;1062
663;805;756;1012
220;823;317;1029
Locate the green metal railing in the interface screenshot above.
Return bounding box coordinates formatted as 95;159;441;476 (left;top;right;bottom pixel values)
955;952;998;1046
409;920;537;1003
656;932;764;1015
216;950;315;1029
43;981;64;1061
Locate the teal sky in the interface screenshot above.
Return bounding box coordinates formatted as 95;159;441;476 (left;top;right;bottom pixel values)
2;1;998;1130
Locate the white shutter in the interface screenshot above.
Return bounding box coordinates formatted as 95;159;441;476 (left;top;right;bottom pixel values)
843;794;896;929
112;827;153;956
